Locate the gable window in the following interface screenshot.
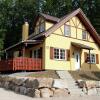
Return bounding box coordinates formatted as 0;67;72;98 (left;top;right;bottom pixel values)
64;25;71;36
39;22;45;33
87;54;96;64
82;30;87;40
54;48;66;60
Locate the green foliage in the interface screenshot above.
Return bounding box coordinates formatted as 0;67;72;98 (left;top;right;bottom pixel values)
42;0;72;17
72;0;100;34
0;0;99;55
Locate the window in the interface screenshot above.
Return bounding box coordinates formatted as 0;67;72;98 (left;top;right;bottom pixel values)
87;54;96;64
32;48;42;58
60;49;65;59
82;30;87;40
32;49;40;58
64;25;71;36
39;22;45;33
54;48;66;60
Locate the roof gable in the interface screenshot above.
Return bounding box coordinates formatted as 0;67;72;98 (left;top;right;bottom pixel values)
29;8;100;47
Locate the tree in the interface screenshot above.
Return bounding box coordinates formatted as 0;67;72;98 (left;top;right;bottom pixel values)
92;0;100;34
42;0;72;17
0;0;36;48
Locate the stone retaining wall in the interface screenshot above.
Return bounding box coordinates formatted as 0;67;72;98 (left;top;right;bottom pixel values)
76;80;100;95
0;76;70;98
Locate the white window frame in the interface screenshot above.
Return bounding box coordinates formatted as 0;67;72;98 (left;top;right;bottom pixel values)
54;48;66;60
87;54;96;64
82;30;87;40
64;25;71;36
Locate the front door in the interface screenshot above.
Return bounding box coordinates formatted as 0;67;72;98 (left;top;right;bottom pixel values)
74;52;80;70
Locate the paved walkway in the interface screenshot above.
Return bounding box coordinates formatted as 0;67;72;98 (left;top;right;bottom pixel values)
0;88;100;100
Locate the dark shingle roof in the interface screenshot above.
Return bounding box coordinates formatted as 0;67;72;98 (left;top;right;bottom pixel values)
40;13;60;22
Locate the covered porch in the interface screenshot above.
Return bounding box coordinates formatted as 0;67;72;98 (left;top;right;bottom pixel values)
0;40;43;72
71;42;94;70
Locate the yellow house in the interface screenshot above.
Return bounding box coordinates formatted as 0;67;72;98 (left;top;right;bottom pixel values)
3;8;100;71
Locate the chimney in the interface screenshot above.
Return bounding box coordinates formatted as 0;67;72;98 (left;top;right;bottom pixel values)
22;22;29;41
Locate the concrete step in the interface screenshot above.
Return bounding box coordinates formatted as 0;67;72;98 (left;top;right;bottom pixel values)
56;70;85;95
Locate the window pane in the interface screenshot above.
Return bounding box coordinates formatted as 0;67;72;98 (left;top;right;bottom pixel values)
64;25;70;36
91;54;95;63
87;54;96;64
32;49;40;58
60;49;65;59
82;31;87;40
40;23;45;33
54;49;59;59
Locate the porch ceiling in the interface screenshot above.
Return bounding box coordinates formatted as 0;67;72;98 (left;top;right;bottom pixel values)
3;40;43;52
71;42;94;50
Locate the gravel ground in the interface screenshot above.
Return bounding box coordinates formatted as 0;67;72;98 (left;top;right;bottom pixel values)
0;88;100;100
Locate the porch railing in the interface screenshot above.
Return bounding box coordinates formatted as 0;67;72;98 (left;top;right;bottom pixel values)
0;57;42;72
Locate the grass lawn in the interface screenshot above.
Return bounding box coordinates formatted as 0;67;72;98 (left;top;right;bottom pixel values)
69;70;100;81
28;70;60;79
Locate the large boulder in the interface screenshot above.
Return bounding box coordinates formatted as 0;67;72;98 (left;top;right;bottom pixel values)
76;80;85;88
24;79;39;89
14;86;20;93
96;88;100;95
53;79;68;89
37;78;53;88
19;86;27;95
53;89;69;97
4;81;10;89
87;88;97;95
40;88;53;98
95;81;100;88
26;88;35;97
85;81;96;89
13;78;27;86
34;89;40;98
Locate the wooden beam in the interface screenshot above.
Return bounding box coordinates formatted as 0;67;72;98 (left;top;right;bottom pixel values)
89;50;91;69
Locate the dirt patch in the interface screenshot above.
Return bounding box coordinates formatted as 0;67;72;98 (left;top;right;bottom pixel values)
69;70;100;81
28;70;60;79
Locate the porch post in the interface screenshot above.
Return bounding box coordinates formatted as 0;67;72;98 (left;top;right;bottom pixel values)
5;51;8;60
89;49;91;69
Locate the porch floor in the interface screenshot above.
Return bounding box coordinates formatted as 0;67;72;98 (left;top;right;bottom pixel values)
69;70;100;81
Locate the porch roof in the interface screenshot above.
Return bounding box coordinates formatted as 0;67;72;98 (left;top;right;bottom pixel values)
3;40;43;52
71;42;94;50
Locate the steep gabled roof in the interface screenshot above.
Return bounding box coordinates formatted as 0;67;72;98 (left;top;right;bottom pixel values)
29;8;100;47
28;13;60;39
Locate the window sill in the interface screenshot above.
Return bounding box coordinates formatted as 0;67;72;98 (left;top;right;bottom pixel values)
87;62;96;64
53;59;66;61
